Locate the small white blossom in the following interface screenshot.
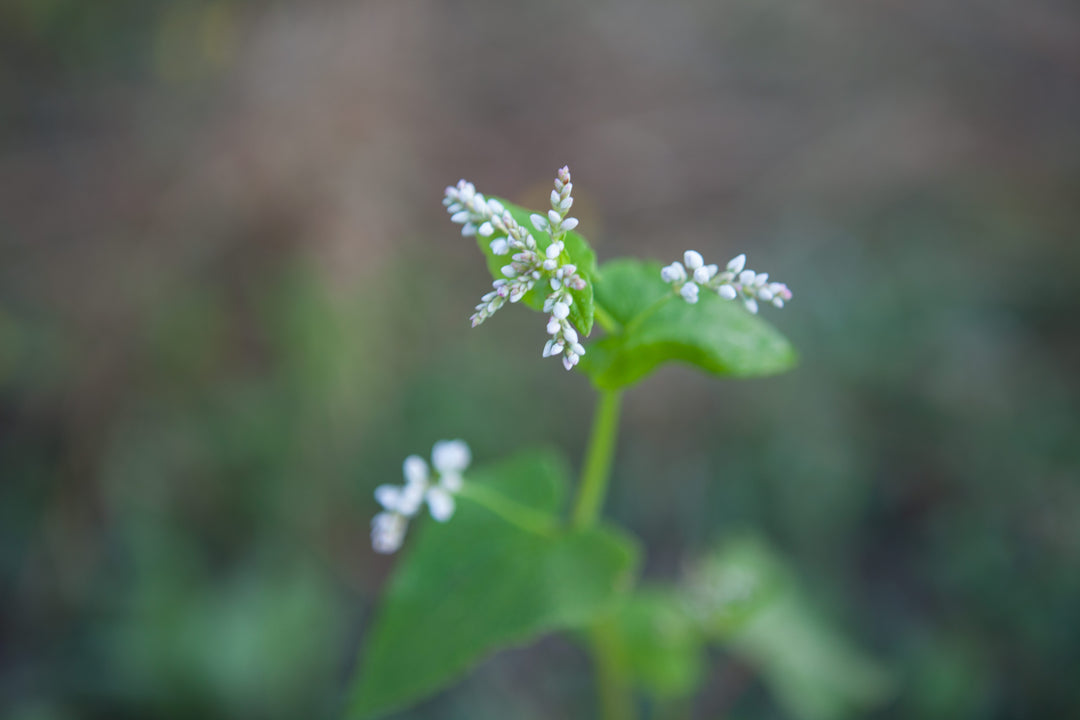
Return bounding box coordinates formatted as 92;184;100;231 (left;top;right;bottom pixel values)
680;282;700;304
445;167;590;370
371;439;472;553
661;249;792;312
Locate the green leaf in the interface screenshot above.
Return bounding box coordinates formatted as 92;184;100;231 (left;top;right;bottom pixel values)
581;259;797;389
612;587;705;699
689;537;893;720
473;198;597;337
348;450;638;719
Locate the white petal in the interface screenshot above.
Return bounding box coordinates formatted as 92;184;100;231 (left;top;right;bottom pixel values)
553;301;570;320
440;472;464;493
718;284;737;300
548;209;561;226
450;211;470;224
371;512;407;554
530;213;548;231
478;221;494;237
432;439;471;474
563;326;578;344
546;242;563;259
683;250;704;270
660;262;687;284
693;265;714;284
680;282;700;303
426;486;456;522
403;455;429;486
551;189;561;207
547;317;561;334
727;254;746;273
744;298;759;314
398;481;426;516
560;196;573;212
374;484;403;511
561;217;579;231
490;238;509;255
738;270;756;286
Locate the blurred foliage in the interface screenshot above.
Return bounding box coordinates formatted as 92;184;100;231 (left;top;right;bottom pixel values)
3;0;1080;718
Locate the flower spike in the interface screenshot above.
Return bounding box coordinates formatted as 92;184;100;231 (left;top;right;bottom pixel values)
661;250;792;313
444;167;588;370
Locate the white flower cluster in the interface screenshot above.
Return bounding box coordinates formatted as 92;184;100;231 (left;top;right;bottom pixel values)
661;251;792;314
371;439;471;554
444;167;588;370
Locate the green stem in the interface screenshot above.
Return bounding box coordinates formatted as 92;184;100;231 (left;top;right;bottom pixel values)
590;618;634;720
571;388;633;719
572;389;623;528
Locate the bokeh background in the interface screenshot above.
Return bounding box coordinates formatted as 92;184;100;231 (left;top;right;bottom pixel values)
3;1;1079;718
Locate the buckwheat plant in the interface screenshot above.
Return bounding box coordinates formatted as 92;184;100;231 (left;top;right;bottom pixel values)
349;168;888;720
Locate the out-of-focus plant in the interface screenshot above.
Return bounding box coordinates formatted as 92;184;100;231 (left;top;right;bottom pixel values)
347;167;888;719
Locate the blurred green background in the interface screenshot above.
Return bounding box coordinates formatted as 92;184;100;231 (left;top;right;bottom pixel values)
2;1;1079;718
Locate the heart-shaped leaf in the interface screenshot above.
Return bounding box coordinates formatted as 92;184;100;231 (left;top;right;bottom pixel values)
348;450;638;719
581;259;797;389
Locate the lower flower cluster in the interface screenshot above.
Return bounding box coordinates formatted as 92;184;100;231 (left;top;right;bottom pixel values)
371;440;470;554
662;251;792;314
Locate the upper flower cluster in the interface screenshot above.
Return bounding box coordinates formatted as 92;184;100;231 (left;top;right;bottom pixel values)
443;167;587;370
371;439;471;554
662;251;792;314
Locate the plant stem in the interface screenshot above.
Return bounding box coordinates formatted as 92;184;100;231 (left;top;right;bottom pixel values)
572;389;623;529
589;618;634;720
571;388;633;719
